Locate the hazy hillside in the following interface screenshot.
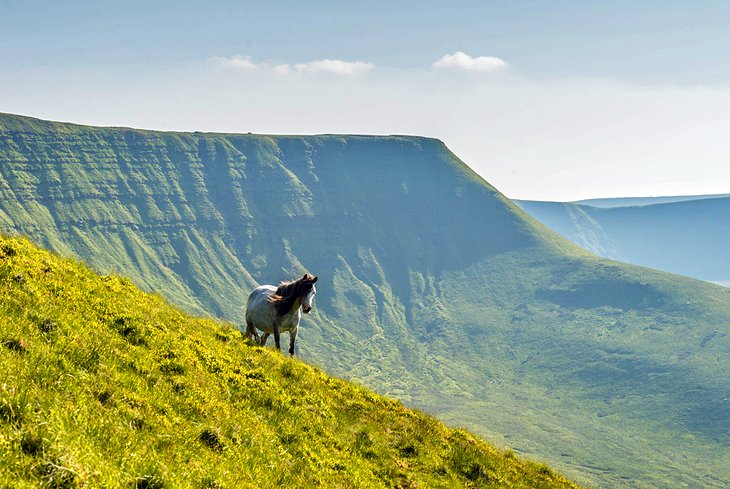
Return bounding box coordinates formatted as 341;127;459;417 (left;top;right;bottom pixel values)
1;113;729;488
572;194;730;208
516;198;730;284
0;235;579;488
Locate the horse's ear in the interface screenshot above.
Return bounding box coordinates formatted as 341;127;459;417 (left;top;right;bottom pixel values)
302;273;308;281
312;276;318;283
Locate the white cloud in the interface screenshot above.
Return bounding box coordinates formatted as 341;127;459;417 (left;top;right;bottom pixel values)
210;55;258;70
272;64;291;76
432;51;507;72
292;59;375;76
209;56;374;76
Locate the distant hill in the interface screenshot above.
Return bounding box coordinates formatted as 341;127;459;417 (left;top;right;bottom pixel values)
515;197;730;284
573;194;730;208
0;235;578;488
1;113;729;488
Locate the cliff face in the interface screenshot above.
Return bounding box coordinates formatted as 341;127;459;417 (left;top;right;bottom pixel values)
0;115;542;318
1;113;729;488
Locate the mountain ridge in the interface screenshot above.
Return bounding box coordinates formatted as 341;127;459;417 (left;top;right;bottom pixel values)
570;194;730;208
515;196;730;283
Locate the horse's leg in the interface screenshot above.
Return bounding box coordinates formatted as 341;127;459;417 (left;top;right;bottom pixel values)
273;322;281;351
288;328;297;357
260;332;270;346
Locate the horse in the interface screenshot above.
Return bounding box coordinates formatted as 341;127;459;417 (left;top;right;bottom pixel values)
243;273;317;356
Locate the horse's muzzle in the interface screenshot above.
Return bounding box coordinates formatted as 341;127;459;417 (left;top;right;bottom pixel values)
303;306;312;314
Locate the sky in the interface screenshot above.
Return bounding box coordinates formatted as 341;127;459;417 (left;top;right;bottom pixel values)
2;0;730;200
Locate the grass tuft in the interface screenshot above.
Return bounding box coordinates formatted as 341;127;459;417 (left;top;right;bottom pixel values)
214;331;231;342
0;397;27;426
200;477;224;489
134;473;166;489
2;337;27;354
159;361;186;375
96;390;113;405
198;428;224;451
37;460;78;489
1;244;17;257
398;442;418;458
112;316;147;346
38;318;57;334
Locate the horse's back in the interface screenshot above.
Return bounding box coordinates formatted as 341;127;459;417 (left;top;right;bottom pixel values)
247;285;276;305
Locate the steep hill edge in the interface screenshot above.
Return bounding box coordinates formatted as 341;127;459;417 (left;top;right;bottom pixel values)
0;234;578;488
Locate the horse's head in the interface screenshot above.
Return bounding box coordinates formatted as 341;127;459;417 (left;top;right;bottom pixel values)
301;273;317;314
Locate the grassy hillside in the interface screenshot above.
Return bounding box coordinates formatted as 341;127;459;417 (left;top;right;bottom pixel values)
1;112;729;487
0;234;578;488
516;197;730;283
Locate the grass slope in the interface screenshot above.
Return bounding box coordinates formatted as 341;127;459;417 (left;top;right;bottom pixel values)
1;113;729;487
0;235;578;488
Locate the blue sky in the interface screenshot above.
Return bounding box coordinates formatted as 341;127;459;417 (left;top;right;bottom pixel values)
5;1;730;81
3;1;730;199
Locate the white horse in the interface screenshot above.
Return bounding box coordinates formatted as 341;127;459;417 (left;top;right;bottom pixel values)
243;273;317;356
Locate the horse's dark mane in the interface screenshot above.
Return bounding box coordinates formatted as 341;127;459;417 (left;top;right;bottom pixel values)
268;273;316;316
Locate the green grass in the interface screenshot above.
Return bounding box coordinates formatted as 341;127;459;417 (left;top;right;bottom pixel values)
1;112;729;487
0;234;579;488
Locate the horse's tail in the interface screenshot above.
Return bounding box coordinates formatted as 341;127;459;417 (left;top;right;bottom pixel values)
244;319;260;343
